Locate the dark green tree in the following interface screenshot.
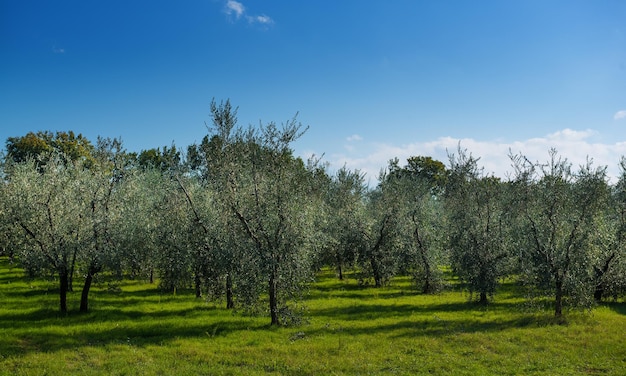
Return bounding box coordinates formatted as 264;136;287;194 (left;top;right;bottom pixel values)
6;131;95;168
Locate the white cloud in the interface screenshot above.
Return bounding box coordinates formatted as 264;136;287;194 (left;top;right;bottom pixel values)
223;1;273;26
248;14;274;25
323;128;626;185
614;110;626;120
346;134;363;142
224;0;245;18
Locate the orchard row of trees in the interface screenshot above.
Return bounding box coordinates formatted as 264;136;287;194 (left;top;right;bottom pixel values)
1;101;625;324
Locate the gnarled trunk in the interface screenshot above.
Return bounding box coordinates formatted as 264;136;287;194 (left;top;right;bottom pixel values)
80;264;101;312
79;272;94;312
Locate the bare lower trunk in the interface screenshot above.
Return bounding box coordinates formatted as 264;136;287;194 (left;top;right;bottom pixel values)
59;269;69;314
594;286;604;302
80;264;101;313
79;272;94;312
370;257;382;287
415;225;432;294
479;291;488;305
594;254;616;302
419;248;432;294
269;272;279;326
194;272;202;298
69;249;78;292
555;277;564;317
336;255;343;281
226;273;234;309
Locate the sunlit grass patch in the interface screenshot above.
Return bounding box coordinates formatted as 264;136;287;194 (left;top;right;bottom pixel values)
1;257;625;375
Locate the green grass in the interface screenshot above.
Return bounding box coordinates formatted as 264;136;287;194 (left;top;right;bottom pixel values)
1;257;625;375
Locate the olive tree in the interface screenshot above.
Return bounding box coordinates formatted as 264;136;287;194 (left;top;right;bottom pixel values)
357;171;406;287
203;100;321;325
76;137;129;312
385;157;448;294
590;157;626;301
117;168;164;284
445;149;512;304
322;166;368;280
510;149;610;316
5;156;86;313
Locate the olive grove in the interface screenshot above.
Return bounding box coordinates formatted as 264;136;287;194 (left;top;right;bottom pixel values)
2;102;625;324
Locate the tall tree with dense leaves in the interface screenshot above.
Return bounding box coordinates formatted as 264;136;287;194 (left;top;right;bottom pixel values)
6;131;95;167
137;145;182;173
510;150;610;317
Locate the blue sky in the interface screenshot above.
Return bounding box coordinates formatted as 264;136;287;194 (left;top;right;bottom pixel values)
2;0;625;182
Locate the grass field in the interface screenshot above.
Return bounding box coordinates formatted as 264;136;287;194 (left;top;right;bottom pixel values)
1;257;625;375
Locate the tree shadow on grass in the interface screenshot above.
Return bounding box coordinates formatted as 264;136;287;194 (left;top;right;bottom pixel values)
0;305;266;358
310;300;523;321
305;314;557;341
602;301;626;315
0;302;223;330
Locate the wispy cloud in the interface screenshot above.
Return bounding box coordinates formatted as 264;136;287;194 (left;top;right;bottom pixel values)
52;46;65;54
614;110;626;120
322;128;625;184
248;14;274;25
224;0;245;19
346;134;363;142
223;1;273;26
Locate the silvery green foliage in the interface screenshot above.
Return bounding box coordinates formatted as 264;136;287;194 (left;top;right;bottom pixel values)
445;149;512;304
204;100;320;325
3;139;133;312
227;122;319;325
358;173;406;287
510;149;610;316
117;167;164;283
320;166;368;280
590;157;626;301
75;138;130;311
5;155;87;312
384;158;447;294
0;163;19;262
155;175;195;293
